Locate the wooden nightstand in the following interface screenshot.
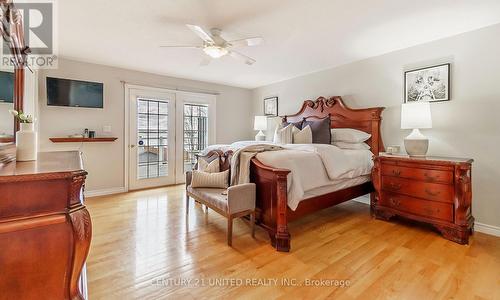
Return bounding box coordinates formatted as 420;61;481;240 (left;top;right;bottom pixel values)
371;153;474;244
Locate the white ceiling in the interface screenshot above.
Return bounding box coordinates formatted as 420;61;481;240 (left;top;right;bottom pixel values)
58;0;500;89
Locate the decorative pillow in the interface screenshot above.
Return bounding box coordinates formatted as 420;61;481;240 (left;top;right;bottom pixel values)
302;117;331;144
282;120;303;130
197;158;220;173
292;125;313;144
191;170;229;188
273;123;293;144
331;128;371;143
333;142;371;150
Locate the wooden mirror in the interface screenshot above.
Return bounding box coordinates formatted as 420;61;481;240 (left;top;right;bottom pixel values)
0;0;29;145
0;66;15;144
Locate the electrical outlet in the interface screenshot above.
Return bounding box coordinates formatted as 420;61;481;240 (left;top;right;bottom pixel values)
103;125;112;133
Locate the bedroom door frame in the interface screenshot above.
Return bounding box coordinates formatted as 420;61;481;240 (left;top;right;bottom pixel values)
124;84;216;191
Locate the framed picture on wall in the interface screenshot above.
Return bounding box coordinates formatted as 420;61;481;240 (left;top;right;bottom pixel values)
264;96;278;116
404;63;450;103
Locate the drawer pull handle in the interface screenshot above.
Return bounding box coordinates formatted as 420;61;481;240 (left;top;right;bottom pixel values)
425;189;441;196
424;173;440;181
392;169;401;176
390;198;400;206
389;183;402;190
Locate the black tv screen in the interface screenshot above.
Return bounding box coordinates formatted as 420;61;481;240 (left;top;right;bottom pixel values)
47;77;103;108
0;71;14;103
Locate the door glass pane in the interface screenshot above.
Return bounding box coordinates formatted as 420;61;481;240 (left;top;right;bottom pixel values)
183;104;208;172
159;102;168;114
138;100;148;113
137;98;169;179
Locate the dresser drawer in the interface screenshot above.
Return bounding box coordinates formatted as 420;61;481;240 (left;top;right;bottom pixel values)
380;192;453;222
381;164;453;184
382;176;453;203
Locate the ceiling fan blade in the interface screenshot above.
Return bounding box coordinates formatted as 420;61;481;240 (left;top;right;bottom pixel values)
186;24;214;43
229;50;256;65
229;37;264;48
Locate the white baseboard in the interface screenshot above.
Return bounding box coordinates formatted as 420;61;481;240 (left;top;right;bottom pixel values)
353;194;370;205
475;222;500;237
85;187;126;198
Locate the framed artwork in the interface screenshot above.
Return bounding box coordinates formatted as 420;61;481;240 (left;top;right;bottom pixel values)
404;63;450;103
264;96;278;116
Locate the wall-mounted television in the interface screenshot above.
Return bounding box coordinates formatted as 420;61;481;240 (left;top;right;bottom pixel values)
47;77;104;108
0;71;14;103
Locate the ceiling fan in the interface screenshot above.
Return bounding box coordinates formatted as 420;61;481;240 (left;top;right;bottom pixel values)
160;24;263;66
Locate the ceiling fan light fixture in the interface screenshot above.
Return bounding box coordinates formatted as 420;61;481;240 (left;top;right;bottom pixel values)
203;46;228;58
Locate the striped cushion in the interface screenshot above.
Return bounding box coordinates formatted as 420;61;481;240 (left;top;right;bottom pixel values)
273;123;293;144
292;125;312;144
197;158;220;173
191;170;229;188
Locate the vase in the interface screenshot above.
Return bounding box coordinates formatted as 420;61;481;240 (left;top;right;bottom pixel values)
16;123;37;161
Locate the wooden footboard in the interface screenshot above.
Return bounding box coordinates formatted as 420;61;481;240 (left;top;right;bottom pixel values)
250;158;374;252
250;158;291;252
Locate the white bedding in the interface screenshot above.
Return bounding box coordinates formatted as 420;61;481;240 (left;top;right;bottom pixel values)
202;141;374;210
256;145;373;210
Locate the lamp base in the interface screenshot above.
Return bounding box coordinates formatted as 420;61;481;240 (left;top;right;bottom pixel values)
255;130;266;141
404;129;428;156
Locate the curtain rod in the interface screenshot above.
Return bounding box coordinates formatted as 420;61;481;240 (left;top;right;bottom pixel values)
120;80;220;95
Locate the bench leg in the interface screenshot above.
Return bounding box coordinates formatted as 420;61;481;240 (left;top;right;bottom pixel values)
227;217;233;247
185;194;189;215
250;211;255;238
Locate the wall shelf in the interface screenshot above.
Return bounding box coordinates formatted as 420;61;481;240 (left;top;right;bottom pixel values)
0;137;14;143
49;137;118;143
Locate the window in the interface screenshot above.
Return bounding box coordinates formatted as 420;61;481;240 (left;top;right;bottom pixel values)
137;99;169;179
183;104;208;172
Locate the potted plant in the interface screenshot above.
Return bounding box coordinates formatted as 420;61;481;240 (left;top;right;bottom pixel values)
9;110;37;161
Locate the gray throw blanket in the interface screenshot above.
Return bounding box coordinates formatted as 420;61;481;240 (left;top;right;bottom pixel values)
230;144;284;186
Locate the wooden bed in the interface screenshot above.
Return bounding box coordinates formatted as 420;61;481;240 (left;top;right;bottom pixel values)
250;96;385;252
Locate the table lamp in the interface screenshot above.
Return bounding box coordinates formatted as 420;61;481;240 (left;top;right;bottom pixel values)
254;116;267;141
401;102;432;156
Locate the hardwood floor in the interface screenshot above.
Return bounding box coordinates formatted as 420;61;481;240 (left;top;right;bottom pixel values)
85;185;500;300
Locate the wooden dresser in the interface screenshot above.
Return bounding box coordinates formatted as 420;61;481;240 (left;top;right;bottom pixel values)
371;153;474;244
0;151;91;299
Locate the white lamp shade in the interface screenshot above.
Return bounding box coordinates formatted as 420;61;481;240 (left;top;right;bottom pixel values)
254;116;268;131
401;102;432;129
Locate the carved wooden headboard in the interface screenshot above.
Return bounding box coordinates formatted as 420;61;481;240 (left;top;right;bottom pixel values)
282;96;385;155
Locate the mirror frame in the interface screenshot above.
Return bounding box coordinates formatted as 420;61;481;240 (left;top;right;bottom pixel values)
1;1;29;142
13;68;24;134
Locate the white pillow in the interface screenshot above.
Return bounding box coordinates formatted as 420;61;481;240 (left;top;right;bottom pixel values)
191;170;229;188
331;128;371;143
333;142;371;150
273;123;293;144
292;125;312;144
197;158;220;173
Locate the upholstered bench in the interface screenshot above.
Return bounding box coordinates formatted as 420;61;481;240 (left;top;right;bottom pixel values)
186;150;256;246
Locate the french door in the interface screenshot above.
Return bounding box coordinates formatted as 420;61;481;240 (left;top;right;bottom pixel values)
129;89;176;190
128;86;216;190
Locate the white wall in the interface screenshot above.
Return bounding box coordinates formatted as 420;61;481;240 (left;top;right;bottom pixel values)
252;24;500;229
38;58;253;193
